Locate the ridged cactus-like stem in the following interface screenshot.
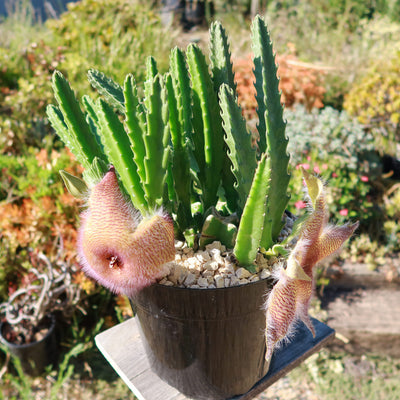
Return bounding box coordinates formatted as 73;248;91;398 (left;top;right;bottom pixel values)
233;153;271;266
219;84;257;211
124;75;146;186
87;69;125;113
142;66;171;208
96;98;148;213
209;21;240;212
166;47;194;233
252;16;290;245
47;71;105;171
209;21;237;94
187;44;224;211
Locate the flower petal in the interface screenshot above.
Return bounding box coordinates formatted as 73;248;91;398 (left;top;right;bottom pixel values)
265;271;297;361
304;222;359;268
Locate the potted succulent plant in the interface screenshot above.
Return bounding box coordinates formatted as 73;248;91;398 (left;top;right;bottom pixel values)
46;16;357;399
0;247;81;375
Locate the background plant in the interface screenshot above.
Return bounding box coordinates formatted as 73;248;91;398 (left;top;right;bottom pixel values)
344;50;400;155
0;248;81;344
259;1;400;109
233;51;326;123
46;0;175;91
285;105;382;227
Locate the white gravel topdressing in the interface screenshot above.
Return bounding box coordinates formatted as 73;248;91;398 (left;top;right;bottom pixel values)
158;212;295;289
158;240;281;289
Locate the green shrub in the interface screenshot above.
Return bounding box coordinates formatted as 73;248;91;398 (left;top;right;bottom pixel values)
285;105;382;235
46;0;175;90
0;41;65;154
344;50;400;152
261;3;400;109
0;1;176;155
267;0;390;31
0;147;79;202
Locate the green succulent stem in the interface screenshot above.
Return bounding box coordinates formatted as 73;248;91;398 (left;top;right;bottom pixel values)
187;44;224;210
166;65;193;230
96;98;148;213
48;71;105;170
142;73;170;207
219;84;257;212
234;153;271;266
87;69;125;113
252;15;290;244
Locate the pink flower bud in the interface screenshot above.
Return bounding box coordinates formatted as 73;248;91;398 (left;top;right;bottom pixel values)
264;169;358;360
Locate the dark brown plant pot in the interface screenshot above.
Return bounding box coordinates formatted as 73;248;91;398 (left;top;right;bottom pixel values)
0;314;58;376
131;278;272;400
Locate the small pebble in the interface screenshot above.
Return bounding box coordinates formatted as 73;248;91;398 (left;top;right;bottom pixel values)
236;267;251;279
198;277;209;287
260;269;271;279
215;275;225;288
205;241;222;252
184;273;197;286
202;270;215;277
204;260;219;271
230;276;239;286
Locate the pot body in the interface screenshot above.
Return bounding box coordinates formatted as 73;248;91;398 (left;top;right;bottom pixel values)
0;314;58;376
131;278;271;400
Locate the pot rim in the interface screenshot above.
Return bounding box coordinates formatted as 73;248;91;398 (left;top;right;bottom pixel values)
150;275;274;293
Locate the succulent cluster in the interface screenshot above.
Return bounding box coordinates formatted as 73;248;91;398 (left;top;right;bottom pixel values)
47;16;290;293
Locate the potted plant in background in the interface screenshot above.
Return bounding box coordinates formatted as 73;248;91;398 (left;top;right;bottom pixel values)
0;244;81;376
46;16;357;399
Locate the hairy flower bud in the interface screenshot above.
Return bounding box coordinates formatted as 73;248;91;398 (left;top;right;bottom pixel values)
264;169;358;360
77;169;175;296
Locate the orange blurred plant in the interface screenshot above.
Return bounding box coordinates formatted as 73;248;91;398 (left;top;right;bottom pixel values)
234;49;326;122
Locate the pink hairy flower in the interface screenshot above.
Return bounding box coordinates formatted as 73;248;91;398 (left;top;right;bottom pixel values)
77;169;175;297
264;169;358;360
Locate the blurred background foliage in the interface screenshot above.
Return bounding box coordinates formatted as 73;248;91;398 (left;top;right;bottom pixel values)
1;0;400;314
1;0;400;397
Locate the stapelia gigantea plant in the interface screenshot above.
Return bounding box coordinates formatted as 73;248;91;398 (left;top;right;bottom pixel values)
47;15;358;361
47;16;290;289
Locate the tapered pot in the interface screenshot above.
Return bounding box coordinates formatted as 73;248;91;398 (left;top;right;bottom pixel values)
0;314;58;376
131;278;272;400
